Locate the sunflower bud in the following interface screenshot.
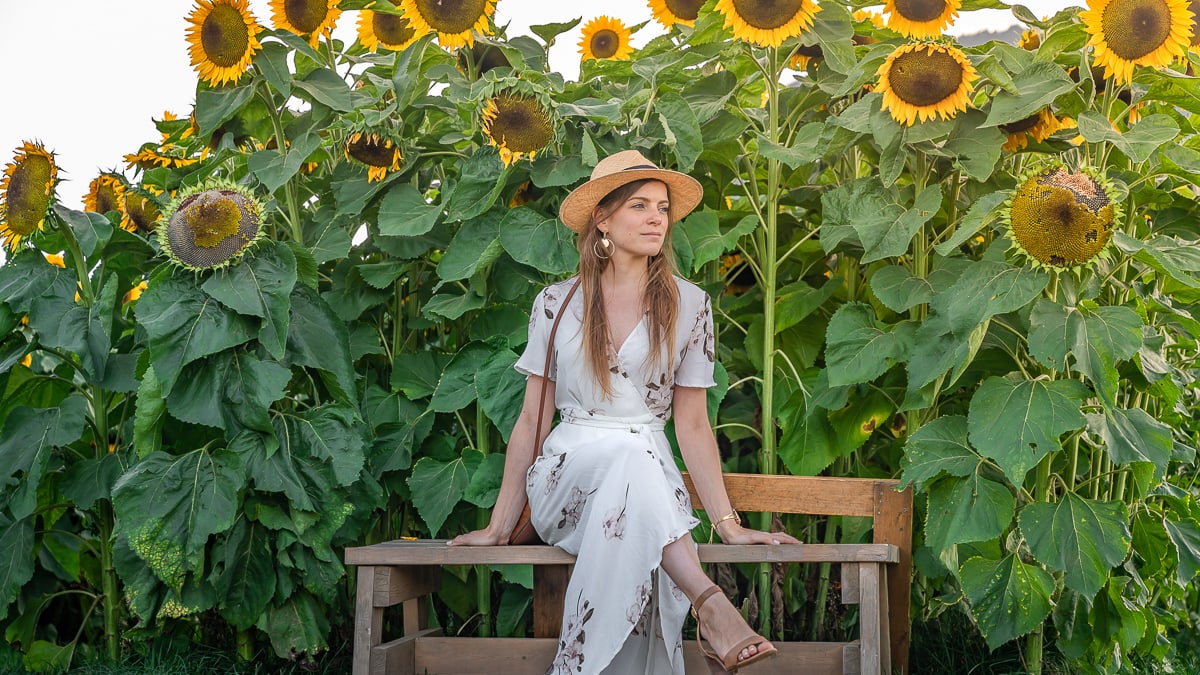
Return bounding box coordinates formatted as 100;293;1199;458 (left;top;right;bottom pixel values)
1005;164;1121;269
160;182;265;271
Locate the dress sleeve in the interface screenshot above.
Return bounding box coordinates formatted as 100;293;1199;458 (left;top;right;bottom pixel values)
674;291;716;388
514;289;556;380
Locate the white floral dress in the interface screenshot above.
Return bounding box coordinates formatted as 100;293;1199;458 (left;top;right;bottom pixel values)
515;276;717;675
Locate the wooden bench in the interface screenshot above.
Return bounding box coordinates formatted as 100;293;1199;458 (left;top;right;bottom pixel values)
345;474;913;675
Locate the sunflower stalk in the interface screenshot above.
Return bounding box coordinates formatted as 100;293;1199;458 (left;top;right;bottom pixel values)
256;80;304;245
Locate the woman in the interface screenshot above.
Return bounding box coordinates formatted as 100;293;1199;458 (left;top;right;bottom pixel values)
449;150;799;674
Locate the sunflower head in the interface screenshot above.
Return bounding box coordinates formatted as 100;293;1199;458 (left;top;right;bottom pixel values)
1080;0;1193;85
160;181;265;271
122;188;164;233
1;141;58;253
186;0;263;87
650;0;706;28
85;172;129;219
1000;108;1065;151
1018;28;1042;50
345;129;402;182
399;0;496;50
877;42;979;126
715;0;822;47
269;0;340;46
1004;163;1121;269
885;0;961;39
357;0;420;52
579;16;635;61
124;144;203;172
790;43;824;70
481;81;557;166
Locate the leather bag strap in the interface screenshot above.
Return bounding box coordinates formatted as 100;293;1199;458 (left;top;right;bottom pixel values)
533;278;581;450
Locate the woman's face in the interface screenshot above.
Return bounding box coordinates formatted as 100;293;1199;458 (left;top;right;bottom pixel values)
596;180;670;262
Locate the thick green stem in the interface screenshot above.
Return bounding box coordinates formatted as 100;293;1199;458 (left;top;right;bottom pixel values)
476;403;493;637
237;628;253;662
97;499;120;661
257;84;304;244
1066;434;1080;492
1024;625;1044;675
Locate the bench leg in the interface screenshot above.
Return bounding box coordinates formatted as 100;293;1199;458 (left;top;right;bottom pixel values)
355;566;384;675
533;564;570;639
858;563;883;675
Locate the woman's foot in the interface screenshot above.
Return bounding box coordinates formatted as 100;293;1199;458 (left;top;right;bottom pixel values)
691;585;777;672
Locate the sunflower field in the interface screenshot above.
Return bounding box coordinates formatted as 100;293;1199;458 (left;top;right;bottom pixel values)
2;0;1200;672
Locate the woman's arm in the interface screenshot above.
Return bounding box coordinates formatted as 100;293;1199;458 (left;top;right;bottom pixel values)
448;375;556;546
673;386;800;545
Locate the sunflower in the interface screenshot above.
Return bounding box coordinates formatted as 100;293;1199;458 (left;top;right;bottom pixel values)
160;181;265;271
123;145;203;172
85;172;128;218
1001;108;1065;151
345;131;402;182
0;142;58;252
124;281;148;304
876;42;978;125
398;0;495;50
1081;0;1192;85
43;252;65;268
269;0;340;46
1019;28;1042;50
790;43;824;70
714;0;822;48
357;0;420;51
482;89;556;166
1004;163;1120;269
885;0;960;39
579;16;635;60
156;111;195;143
649;0;706;27
186;0;263;87
122;189;163;233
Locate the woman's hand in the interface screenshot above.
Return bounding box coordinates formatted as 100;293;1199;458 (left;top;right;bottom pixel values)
447;527;506;546
715;521;801;546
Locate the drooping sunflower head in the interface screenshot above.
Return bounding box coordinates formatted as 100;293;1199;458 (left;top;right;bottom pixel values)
399;0;496;50
1018;27;1042;50
884;0;961;39
123;144;203;172
122;188;164;233
1080;0;1192;85
457;40;512;77
345;129;402;182
1000;108;1065;151
579;16;635;61
876;42;978;125
481;82;557;166
186;0;263;87
790;43;824;70
714;0;822;48
356;0;420;52
0;141;58;252
85;172;129;218
160;181;265;271
269;0;340;46
1004;163;1121;269
649;0;706;27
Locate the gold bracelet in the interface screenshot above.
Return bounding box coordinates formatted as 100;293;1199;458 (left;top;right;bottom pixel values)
709;511;741;543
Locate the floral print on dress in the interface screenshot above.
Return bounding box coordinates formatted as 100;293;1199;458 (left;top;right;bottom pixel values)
627;578;654;635
643;372;674;420
682;293;715;364
543;452;567;496
673;486;692;517
558;486;595;530
549;591;593;674
603;486;630;540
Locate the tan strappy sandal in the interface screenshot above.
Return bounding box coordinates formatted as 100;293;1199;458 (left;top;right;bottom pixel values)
691;585;778;672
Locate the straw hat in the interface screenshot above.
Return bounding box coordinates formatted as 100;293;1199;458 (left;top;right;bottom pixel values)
559;150;703;232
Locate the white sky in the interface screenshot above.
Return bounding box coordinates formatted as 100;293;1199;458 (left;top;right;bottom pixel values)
0;0;1079;206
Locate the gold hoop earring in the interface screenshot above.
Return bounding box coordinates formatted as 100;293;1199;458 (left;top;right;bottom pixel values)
593;232;612;260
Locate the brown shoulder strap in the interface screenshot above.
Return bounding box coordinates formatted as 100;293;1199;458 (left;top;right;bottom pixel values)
533;278;581;451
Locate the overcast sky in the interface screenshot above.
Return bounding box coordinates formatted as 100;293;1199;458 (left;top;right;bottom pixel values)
0;0;1078;206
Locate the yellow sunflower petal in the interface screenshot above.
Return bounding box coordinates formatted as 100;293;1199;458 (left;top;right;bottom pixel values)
269;0;341;47
714;0;822;48
1081;0;1193;85
345;132;402;182
649;0;706;28
1000;108;1064;151
876;42;978;126
398;0;496;50
579;16;635;61
85;172;129;220
186;0;263;87
357;0;420;52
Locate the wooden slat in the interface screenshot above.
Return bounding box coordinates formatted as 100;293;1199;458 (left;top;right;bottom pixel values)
841;563;859;604
874;482;913;675
858;564;882;675
354;566;382;675
842;640;861;675
533;565;569;638
683;473;895;517
373;565;438;607
346;541;898;565
409;637;850;675
371;628;440;675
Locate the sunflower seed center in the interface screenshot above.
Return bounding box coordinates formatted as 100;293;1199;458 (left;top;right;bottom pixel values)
887;47;964;107
186;197;242;248
413;0;488;34
374;12;416;46
590;30;620;58
730;0;808;29
893;0;948;22
665;0;704;21
488;96;554;153
348;136;396;168
1101;0;1171;59
285;0;330;33
202;4;251;67
5;154;53;235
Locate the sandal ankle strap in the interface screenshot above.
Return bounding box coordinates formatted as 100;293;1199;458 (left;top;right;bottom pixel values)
692;585;722;615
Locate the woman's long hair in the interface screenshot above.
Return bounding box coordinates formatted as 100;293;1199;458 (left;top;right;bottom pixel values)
577;179;680;398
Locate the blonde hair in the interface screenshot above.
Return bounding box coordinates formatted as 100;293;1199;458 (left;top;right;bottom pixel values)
577;179;679;398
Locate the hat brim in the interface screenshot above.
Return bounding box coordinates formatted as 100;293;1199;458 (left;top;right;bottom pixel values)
559;168;703;233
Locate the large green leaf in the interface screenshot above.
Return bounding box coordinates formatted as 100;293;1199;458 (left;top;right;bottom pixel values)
261;590;330;657
778;378;840;476
438;210;504;281
1020;493;1130;597
379;184;442;237
464;451;506;508
430;342;494;412
775;279;839;334
211;517;275;629
1086;406;1172;478
29;286;111;381
247;133;322;194
287;285;358;407
824;303;914;386
898;416;979;491
0;513;34;620
0;249;77;314
273;405;365;487
960;554;1056;650
0;395;88;519
134;366;166;459
934;260;1048;337
1076;113;1179;164
234;430;335;513
968;376;1089;485
870;265;935;314
941;111;1005;182
1163;517;1200;585
476;348;525;442
655;92;704;172
819;178;900;253
202;243;297;360
924;473;1014;552
683;212;757;271
55;205;114;258
905;311;987;401
112;448;244;588
1029;300;1143;405
292;68;353;111
391;351;452;400
166;350;291;437
755;123;825;169
933;192;1008;255
448;150;505;222
499;207;579;274
60;452;124;511
982;61;1077;127
195;84;255;136
1113;231;1200;288
408;454;476;536
137;269;257;395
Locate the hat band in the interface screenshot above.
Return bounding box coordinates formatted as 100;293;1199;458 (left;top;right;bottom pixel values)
623;164;657;170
